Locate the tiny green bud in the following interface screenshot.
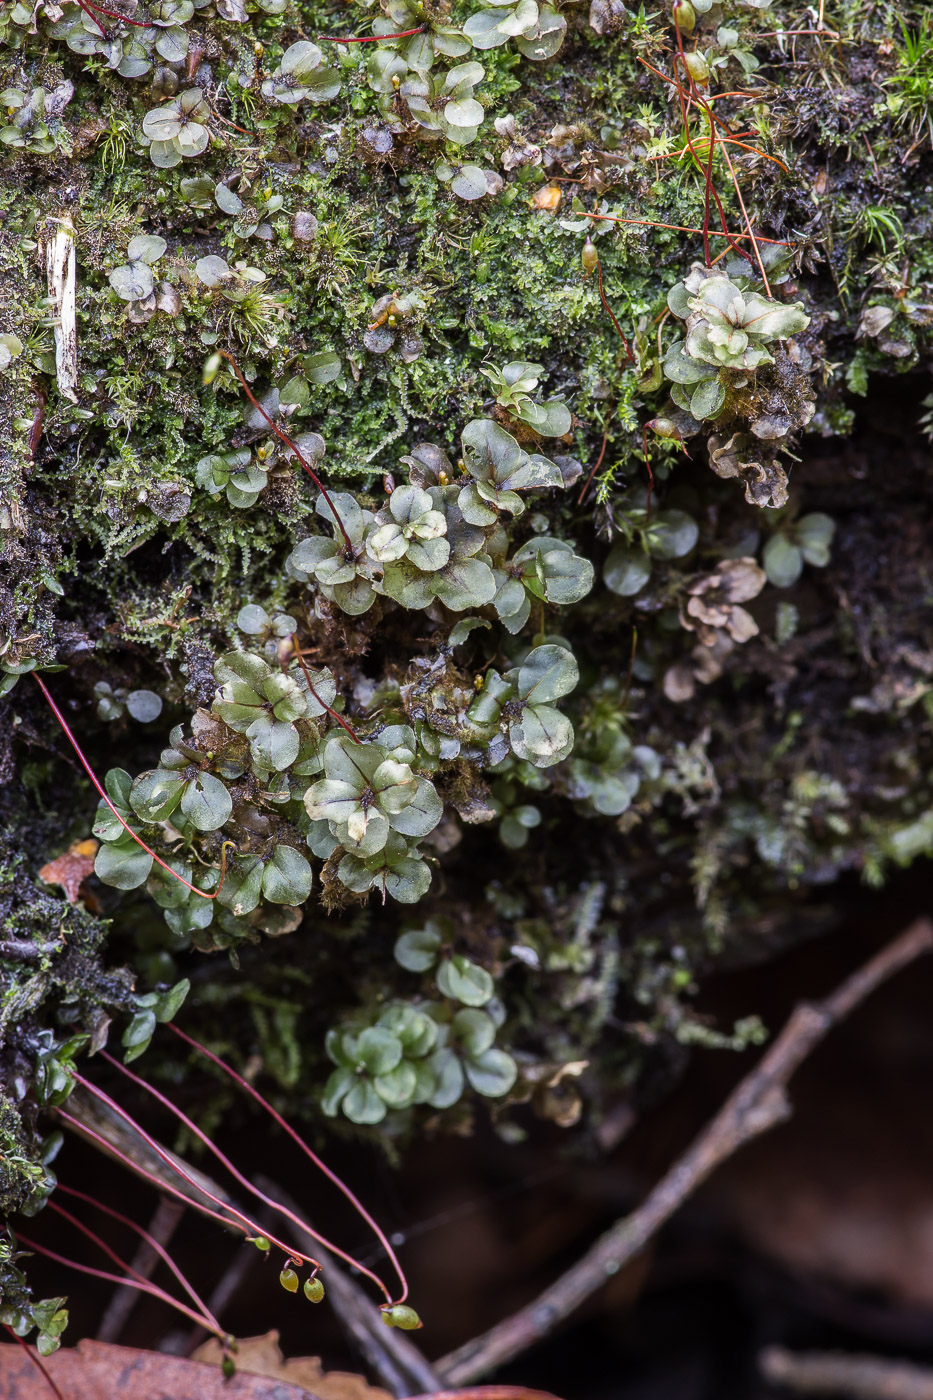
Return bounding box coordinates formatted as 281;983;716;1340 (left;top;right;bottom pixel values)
582;237;598;277
279;1267;299;1292
249;1235;271;1251
672;0;695;32
222;1355;236;1380
304;1277;325;1303
682;50;709;83
382;1304;423;1330
203;352;222;385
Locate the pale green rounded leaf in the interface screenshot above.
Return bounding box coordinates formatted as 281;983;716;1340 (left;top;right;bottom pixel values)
437;955;494;1007
179;772;232;831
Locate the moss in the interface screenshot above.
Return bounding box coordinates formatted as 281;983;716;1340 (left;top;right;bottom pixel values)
1;0;933;1308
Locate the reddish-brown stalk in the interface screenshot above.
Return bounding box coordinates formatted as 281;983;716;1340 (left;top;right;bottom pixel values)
74;0;150;36
56;1106;276;1240
621;626;638;713
98;1049;396;1301
70;1075;321;1272
15;1232;227;1338
576;413;613;506
582;213;791;247
169;1022;411;1305
32;673;233;902
671;18;773;288
56;1184;219;1326
287;637;361;743
319;25;426;42
213;350;354;554
45;1199;225;1337
1;1323;66;1400
28;381;47;461
592;256;634;362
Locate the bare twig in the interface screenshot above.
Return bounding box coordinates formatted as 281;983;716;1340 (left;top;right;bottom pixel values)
256;1175;443;1400
436;920;933;1384
761;1346;933;1400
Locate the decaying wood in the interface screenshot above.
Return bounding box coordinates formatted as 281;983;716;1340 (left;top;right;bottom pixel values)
436;920;933;1384
45;214;78;403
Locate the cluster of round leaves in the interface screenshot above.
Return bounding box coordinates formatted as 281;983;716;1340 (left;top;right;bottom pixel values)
663;263;810;421
286;419;592;624
322;918;516;1125
45;0;205;79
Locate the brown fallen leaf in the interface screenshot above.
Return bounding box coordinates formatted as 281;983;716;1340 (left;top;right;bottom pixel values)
39;838;98;904
195;1330;393;1400
0;1337;319;1399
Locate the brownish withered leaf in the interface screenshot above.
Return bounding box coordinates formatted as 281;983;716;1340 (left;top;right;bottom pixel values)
38;838;98;904
0;1338;320;1399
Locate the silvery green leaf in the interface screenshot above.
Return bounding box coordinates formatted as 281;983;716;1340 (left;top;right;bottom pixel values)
130;769;185;821
515;4;566;59
796;512;835;565
663;340;717;384
440;960;494;1008
236;603;270;634
433;555;496;611
261;845;312;904
384;854;432;903
450;163;490;199
374;1061;418;1106
305;778;364;824
667;280;692;319
126;689;163;723
690;377;726;420
214;181;243;215
109;262;154;301
445;96;484;128
650;509;699;560
217;854;264;916
741;293;810;338
389;777;443;838
356;1026;403;1074
127;234;166;265
426;1047;464;1107
394;924;442;971
342;1080;387;1123
95;837;153;890
762;534;803;588
179;772;232;831
510;704;574;766
304;350;341;384
247;713;300;771
464;1047;517;1097
321;1066;355;1116
515;643;579;703
330;576;377;616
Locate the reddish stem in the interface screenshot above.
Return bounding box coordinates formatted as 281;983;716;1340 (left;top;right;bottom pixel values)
46;1199;224;1337
31;672;232;902
56;1106;272;1240
74;0;150;35
583;213;791;246
288;637;361;743
97;1050;394;1300
214;350;353;554
70;1075;321;1271
169;1022;410;1305
319;25;426;42
595;257;634;363
1;1323;65;1400
576;413;613;506
14;1232;224;1337
55;1184;218;1328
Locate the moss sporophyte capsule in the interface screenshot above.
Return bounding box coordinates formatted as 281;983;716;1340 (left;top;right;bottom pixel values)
672;0;695;31
304;1277;325;1302
582;237;598;277
279;1267;299;1292
381;1304;423;1329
